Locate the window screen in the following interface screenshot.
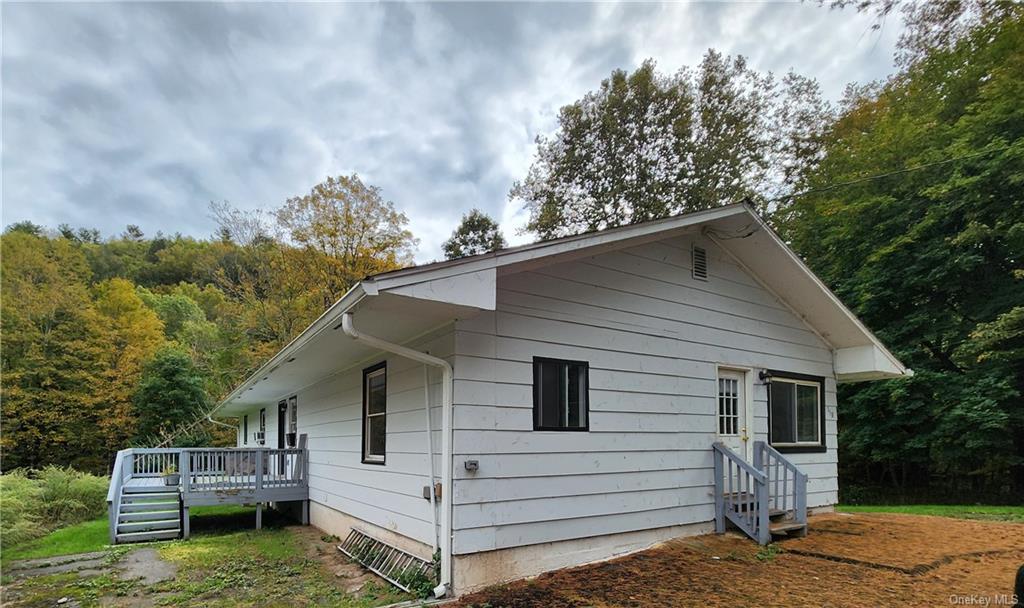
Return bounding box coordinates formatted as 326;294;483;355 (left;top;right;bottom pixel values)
533;357;589;431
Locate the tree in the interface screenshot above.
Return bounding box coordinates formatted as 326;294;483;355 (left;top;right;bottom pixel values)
779;4;1024;499
275;174;417;306
92;279;166;456
512;55;831;239
0;232;106;471
442;209;507;259
133;346;209;444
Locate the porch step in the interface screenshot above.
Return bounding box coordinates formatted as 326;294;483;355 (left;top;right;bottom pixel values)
117;519;179;534
123;485;179;494
769;521;808;536
114;529;181;543
119;510;179;523
121;492;180;503
120;501;179;513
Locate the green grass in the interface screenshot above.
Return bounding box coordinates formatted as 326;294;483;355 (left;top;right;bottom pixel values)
837;504;1024;522
1;518;110;563
1;505;267;564
3;507;409;607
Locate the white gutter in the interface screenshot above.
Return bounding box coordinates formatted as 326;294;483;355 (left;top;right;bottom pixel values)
341;312;454;598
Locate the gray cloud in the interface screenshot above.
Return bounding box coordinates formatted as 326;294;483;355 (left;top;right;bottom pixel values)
2;2;902;260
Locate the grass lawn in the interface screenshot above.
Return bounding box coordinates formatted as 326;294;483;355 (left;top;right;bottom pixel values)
837;504;1024;522
1;505;263;564
3;506;411;607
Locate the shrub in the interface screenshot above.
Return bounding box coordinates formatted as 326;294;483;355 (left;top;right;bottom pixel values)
0;467;109;550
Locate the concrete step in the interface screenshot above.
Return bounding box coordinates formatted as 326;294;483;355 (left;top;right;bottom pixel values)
117;519;180;533
119;501;178;512
115;529;180;543
119;510;179;523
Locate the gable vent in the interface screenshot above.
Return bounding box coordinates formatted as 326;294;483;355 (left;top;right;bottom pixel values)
692;245;708;281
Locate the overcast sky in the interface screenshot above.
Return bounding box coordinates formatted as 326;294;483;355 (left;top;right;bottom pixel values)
2;2;903;261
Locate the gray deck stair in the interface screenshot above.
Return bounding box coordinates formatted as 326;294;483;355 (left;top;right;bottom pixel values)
113;484;181;543
714;441;809;545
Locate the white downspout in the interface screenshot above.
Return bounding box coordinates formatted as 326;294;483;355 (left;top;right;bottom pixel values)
422;364;439;555
341;312;454;598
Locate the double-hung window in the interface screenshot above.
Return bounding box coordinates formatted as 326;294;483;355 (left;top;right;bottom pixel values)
533;357;589;431
362;362;387;464
769;372;826;452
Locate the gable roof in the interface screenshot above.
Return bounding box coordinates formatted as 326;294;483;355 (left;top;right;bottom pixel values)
214;203;909;415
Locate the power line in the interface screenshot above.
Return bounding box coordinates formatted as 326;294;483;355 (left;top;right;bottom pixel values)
770;145;1012;203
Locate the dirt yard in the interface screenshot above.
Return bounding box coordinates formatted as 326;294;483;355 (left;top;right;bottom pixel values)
454;512;1024;608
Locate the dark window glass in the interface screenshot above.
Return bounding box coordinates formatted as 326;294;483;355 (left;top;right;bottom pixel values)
770;377;823;447
243;415;248;445
770;381;795;444
534;358;589;431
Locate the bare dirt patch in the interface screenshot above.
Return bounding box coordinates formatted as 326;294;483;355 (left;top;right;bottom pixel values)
454;513;1024;608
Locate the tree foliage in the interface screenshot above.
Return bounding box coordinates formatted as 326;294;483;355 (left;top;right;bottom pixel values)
512;54;832;239
1;174;418;473
442;209;507;259
778;2;1024;499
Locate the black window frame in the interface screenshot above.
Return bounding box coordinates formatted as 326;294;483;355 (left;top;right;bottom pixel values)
767;370;827;454
362;361;388;465
532;356;590;432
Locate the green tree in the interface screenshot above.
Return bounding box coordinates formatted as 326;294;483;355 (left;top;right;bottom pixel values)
780;3;1024;498
442;209;507;259
0;232;106;471
512;55;831;239
133;346;210;444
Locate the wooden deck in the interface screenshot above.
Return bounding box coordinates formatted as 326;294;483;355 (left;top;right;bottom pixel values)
107;442;309;543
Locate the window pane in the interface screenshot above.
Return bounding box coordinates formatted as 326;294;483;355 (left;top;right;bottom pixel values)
567;362;587;428
368;416;386;457
367;372;386;414
535;358;588;430
770;381;795;444
796;384;819;442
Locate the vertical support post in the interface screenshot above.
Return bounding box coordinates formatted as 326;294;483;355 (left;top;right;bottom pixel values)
256;504;263;530
180;450;191;501
757;470;771;545
182;505;190;539
302;500;310;525
752;441;763;471
255;448;264;493
713;446;724;534
108;501;117;544
796;473;808;526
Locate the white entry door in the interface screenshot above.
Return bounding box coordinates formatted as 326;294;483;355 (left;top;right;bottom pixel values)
716;370;749;459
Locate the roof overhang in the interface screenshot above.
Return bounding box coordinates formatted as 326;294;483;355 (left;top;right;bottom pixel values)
704;206;910;383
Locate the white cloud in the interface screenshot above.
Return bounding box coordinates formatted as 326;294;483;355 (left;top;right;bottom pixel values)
1;2;902;261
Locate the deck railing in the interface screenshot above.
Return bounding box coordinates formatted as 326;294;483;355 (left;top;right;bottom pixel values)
181;447;306;494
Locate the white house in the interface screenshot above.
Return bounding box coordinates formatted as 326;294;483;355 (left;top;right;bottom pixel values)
211;202;909;595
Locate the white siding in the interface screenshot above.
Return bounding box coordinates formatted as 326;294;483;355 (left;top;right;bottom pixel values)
236;325;452;547
451;235;838;555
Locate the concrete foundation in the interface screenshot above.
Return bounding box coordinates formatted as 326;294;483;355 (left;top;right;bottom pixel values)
308;500;434;562
452;520;714;594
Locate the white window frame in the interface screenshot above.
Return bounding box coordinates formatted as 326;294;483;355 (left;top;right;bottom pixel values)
363;363;387;464
769;376;824;449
